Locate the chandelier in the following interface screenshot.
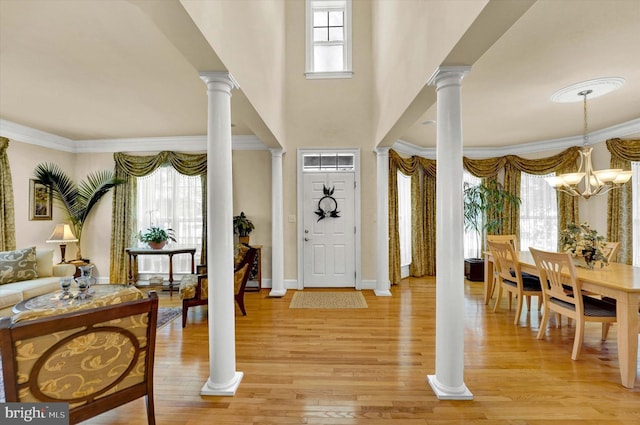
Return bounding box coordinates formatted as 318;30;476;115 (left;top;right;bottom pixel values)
546;87;632;199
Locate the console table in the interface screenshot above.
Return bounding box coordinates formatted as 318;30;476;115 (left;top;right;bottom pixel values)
125;247;196;295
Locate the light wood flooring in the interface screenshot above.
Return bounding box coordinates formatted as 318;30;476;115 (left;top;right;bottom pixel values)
86;276;639;424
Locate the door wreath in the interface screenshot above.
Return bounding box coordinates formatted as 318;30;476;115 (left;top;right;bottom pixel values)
314;185;341;221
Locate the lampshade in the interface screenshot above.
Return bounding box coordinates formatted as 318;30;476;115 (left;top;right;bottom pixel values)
46;224;78;243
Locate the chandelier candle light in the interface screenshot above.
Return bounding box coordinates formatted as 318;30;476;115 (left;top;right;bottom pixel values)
547;79;632;199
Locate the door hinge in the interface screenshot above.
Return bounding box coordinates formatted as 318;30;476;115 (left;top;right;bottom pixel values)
354;181;356;189
354;226;356;234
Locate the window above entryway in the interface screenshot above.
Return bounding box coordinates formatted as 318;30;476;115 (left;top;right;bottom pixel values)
305;0;353;79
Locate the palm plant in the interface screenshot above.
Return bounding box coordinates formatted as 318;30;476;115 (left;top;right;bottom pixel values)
33;163;123;260
464;179;520;259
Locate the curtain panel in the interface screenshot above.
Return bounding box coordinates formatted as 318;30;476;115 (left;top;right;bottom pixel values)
110;151;207;284
389;150;436;284
0;137;16;251
607;138;640;264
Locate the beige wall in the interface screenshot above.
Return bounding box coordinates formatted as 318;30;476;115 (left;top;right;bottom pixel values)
232;150;272;280
280;0;378;281
7;143;115;278
370;0;487;145
181;0;286;144
7;141;77;260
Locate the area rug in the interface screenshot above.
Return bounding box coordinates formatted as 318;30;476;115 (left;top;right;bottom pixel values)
289;291;368;309
157;306;182;328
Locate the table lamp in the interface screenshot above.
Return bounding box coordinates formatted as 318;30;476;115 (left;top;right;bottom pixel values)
46;223;78;263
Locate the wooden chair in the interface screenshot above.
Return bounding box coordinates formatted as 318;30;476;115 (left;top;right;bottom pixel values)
180;245;258;327
489;240;542;325
486;234;519;302
0;291;159;425
602;241;620;263
529;248;617;360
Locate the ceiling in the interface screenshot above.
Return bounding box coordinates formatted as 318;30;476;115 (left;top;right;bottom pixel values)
1;0;639;152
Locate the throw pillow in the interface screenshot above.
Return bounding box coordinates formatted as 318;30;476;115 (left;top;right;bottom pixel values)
36;249;54;277
0;246;38;285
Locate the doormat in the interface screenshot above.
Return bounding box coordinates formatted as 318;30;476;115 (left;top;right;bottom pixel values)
157;307;181;328
289;291;368;309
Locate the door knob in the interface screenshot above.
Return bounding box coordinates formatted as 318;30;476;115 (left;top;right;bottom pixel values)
304;237;309;241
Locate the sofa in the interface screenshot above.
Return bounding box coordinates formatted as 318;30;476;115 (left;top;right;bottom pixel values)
0;246;76;316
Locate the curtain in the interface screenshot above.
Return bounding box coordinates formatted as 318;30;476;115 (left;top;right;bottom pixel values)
463;148;580;245
110;151;207;284
388;147;581;284
0;137;16;251
389;151;436;284
606;138;640;265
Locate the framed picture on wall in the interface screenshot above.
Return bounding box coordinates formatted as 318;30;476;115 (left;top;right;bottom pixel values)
29;179;52;220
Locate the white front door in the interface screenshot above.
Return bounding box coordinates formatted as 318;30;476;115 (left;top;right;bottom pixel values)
302;172;355;287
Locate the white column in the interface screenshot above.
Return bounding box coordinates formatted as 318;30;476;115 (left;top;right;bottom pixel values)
199;71;241;396
375;147;392;296
426;66;473;400
270;148;286;297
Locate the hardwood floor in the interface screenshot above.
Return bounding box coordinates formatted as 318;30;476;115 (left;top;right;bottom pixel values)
87;277;639;424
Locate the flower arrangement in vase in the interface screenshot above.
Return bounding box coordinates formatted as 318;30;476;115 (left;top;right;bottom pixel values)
560;222;608;269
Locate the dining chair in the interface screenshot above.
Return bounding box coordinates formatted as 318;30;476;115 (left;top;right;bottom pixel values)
529;247;617;360
486;234;519;302
488;240;542;325
487;234;519;251
602;241;620;263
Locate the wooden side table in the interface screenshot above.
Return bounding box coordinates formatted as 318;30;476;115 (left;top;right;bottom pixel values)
125;247;196;295
69;259;92;278
245;245;262;291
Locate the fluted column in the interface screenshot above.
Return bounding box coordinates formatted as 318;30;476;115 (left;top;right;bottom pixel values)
270;148;286;297
426;66;473;400
375;147;392;296
199;71;241;395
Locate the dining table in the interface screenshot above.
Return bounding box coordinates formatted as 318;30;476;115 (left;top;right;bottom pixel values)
484;250;640;389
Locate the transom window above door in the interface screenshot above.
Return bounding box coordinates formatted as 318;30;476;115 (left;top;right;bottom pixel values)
303;153;355;171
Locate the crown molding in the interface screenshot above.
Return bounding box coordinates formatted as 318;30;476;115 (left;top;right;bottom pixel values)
0;119;267;152
0;119;75;152
393;117;640;159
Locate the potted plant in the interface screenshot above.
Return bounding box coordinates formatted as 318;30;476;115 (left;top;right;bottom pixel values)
463;179;520;281
138;226;176;249
233;212;255;244
33;162;123;260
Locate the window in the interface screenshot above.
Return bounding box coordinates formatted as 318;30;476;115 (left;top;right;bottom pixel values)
397;171;412;274
306;0;352;79
136;166;202;274
303;152;355;171
520;172;557;252
463;171;481;258
632;162;639;266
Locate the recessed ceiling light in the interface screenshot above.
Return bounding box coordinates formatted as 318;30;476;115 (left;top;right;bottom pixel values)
421;120;436;126
551;77;625;103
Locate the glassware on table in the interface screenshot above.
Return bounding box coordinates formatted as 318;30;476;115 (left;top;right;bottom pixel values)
59;276;73;299
75;276;91;299
78;264;96;293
